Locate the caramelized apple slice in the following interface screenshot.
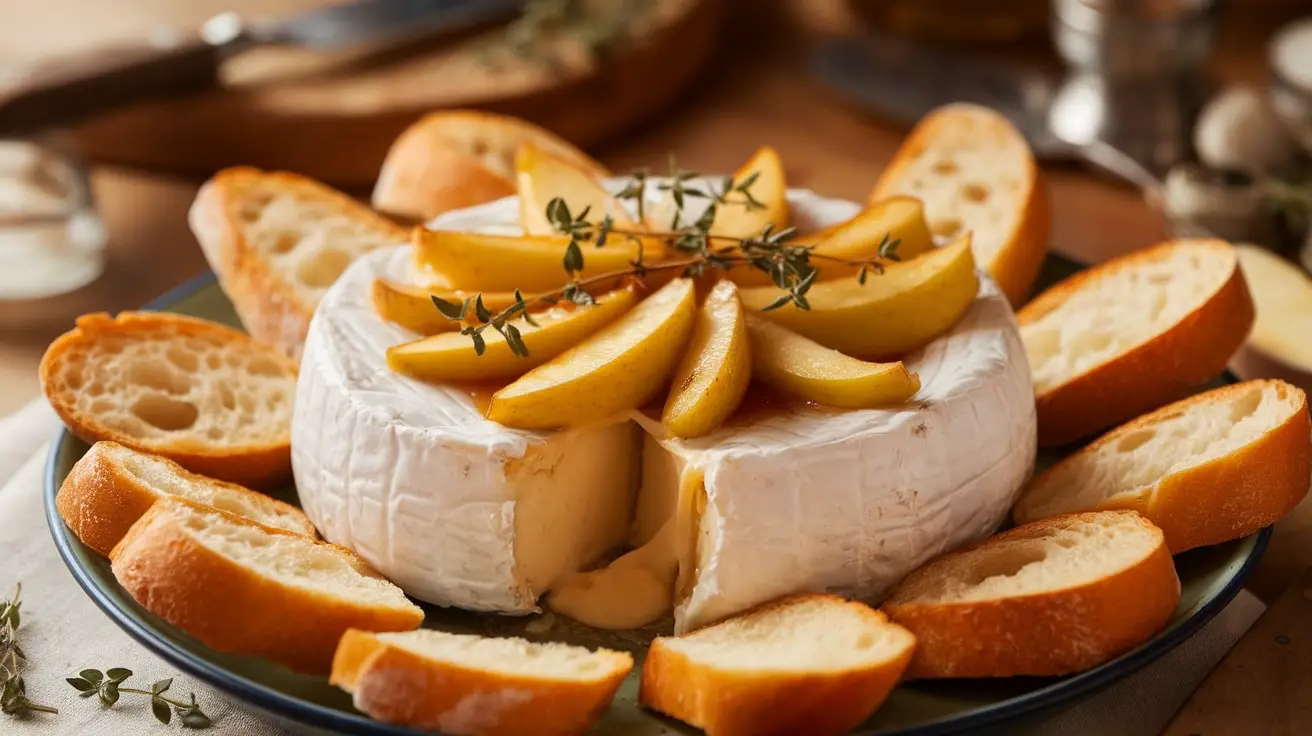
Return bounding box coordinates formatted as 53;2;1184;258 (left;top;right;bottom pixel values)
387;287;640;382
731;196;935;287
413;229;640;293
662;280;752;438
517;144;635;234
746;315;920;408
739;232;979;359
709;146;789;239
488;278;698;429
371;279;521;335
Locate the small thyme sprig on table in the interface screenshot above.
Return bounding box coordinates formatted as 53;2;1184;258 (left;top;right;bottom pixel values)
1;584;58;718
67;669;212;729
431;160;901;357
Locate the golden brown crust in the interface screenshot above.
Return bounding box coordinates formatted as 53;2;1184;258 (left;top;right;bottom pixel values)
640;594;914;736
40;312;298;490
330;629;632;736
56;441;314;558
869;103;1051;306
1017;380;1311;553
1020;239;1256;447
189;166;408;359
372;109;610;222
110;498;423;675
883;512;1180;679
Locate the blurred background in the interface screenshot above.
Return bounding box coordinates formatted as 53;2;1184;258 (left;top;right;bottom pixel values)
1;0;1310;414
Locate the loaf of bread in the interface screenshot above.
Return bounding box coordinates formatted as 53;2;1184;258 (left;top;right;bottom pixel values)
372;110;609;222
111;497;423;674
41;312;298;489
331;629;632;736
1015;379;1310;552
58;440;314;557
188;167;409;359
641;594;915;736
883;511;1179;679
869;102;1051;305
1018;239;1255;446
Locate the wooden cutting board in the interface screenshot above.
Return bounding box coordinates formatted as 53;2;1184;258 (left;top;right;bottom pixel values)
0;0;721;186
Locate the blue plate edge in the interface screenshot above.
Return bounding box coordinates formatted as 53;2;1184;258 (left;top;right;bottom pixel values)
39;267;1274;736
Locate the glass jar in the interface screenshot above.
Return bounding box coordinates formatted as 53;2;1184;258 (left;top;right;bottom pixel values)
0;140;106;306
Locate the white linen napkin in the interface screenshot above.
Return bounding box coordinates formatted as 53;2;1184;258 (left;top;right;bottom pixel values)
0;397;1266;736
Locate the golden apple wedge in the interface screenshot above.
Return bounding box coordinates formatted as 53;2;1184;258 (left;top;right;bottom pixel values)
729;196;936;287
746;314;920;408
517;143;638;235
661;280;752;438
709;145;789;239
371;278;522;335
488;278;698;429
740;232;979;359
386;286;640;382
412;228;640;293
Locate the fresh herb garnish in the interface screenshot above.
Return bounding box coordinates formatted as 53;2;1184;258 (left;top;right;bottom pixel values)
431;158;900;357
1;584;57;718
67;669;211;729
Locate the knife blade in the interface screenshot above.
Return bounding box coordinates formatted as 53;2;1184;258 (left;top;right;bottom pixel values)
0;0;527;138
809;33;1076;161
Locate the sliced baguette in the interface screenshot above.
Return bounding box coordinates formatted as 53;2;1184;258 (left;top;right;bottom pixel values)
640;594;915;736
40;312;298;489
188;167;409;359
110;497;423;674
869;103;1051;305
1019;239;1255;446
883;511;1180;679
331;629;632;736
372;110;609;222
57;440;315;557
1015;379;1311;553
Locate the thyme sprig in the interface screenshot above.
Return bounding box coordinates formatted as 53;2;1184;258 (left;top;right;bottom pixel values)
1;584;57;717
431;162;901;357
67;669;211;729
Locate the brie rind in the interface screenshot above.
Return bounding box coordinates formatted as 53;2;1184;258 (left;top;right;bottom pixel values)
293;186;1037;632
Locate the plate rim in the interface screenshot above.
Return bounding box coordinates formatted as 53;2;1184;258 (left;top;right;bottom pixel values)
43;268;1272;736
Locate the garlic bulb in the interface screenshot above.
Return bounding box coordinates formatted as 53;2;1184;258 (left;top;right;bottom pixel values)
1194;86;1299;176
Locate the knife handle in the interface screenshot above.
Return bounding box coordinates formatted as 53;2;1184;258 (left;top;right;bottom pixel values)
0;35;243;137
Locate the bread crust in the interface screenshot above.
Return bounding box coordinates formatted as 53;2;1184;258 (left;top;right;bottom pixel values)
56;441;314;558
188;167;408;360
40;312;298;490
869;102;1051;306
330;629;631;736
110;498;423;675
372;110;610;222
639;594;914;736
1017;380;1311;553
884;512;1180;679
1020;239;1256;447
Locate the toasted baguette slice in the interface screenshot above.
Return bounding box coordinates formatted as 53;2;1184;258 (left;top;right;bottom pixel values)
40;312;298;489
188;167;409;359
1229;244;1312;393
372;110;609;222
1015;379;1310;553
869;103;1051;305
640;594;915;736
884;511;1179;679
1019;239;1255;446
331;629;632;736
57;441;315;557
111;497;423;674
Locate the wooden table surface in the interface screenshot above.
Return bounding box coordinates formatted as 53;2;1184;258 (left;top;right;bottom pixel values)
2;0;1309;731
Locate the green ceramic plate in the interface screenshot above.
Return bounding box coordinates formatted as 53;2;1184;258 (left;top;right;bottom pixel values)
45;257;1268;736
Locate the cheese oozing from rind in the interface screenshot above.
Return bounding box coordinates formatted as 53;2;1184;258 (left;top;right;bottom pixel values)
293;184;1037;632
